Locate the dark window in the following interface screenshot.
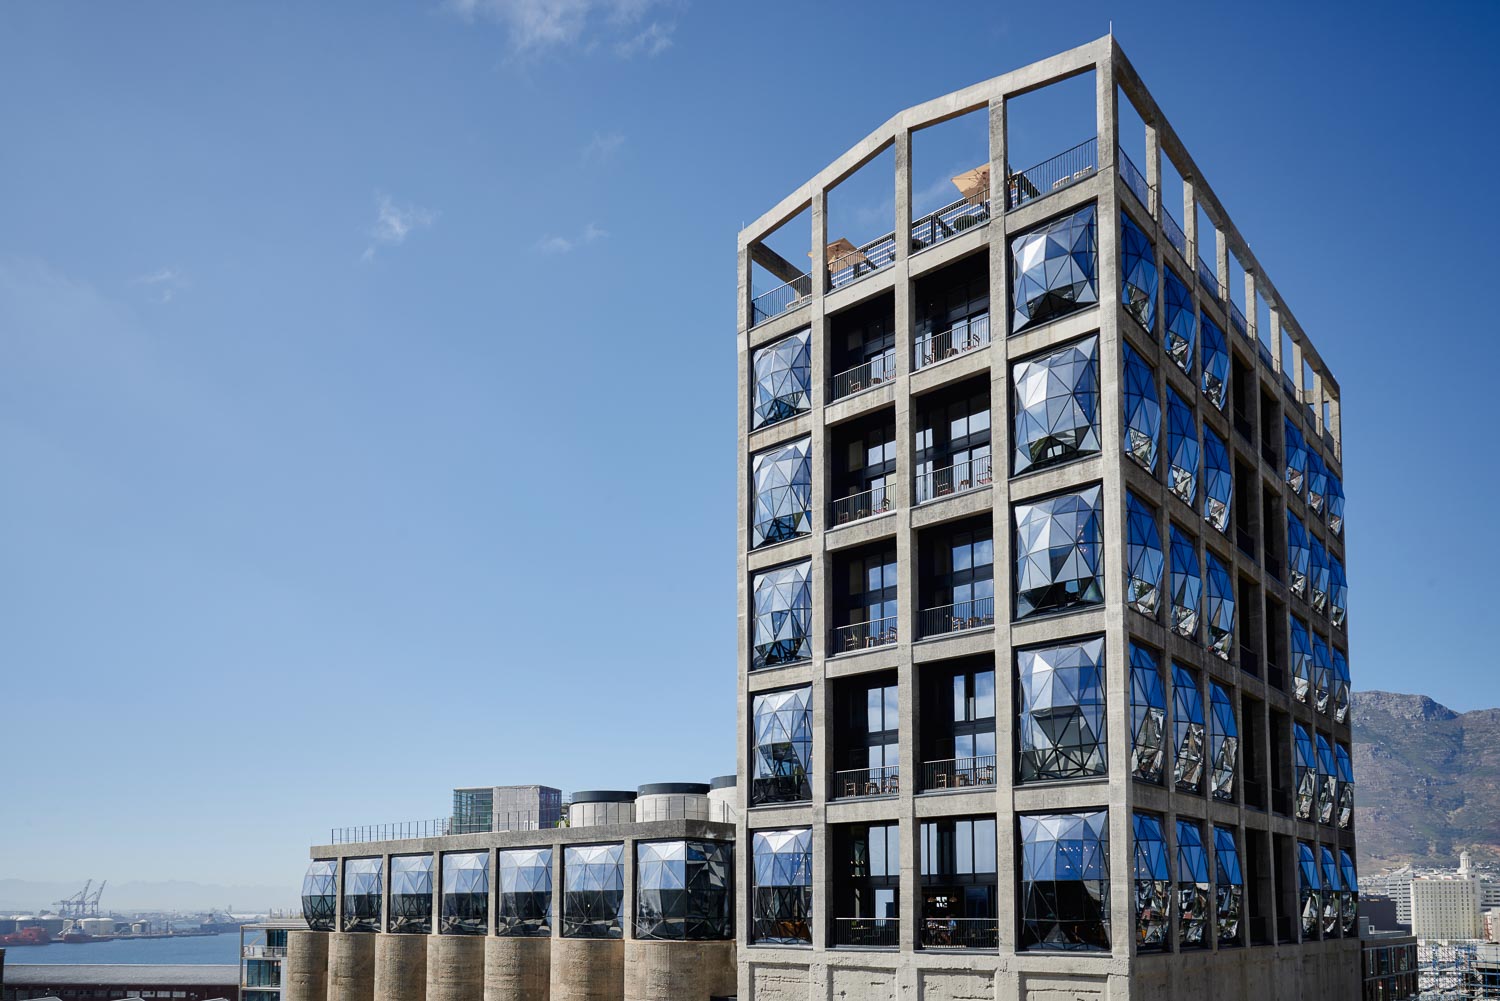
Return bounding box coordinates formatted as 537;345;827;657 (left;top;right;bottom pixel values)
919;816;998;948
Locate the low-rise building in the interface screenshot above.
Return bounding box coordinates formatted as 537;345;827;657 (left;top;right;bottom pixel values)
0;965;238;1001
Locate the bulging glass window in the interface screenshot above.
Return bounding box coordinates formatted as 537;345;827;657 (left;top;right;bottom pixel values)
1298;842;1321;938
1335;744;1355;830
1011;336;1100;475
1162;268;1195;374
1330;557;1348;629
1132;813;1170;951
1307;450;1327;515
1287;512;1310;600
1014;486;1104;619
301;860;336;932
1125;492;1163;618
1214;827;1243;946
1321;847;1341;937
1332;649;1351;724
562;844;624;939
1313;634;1332;716
1327;474;1345;536
1176;822;1210;948
1165;387;1199;504
1310;538;1329;616
1122;342;1160;472
1172;665;1206;793
1316;735;1337;826
1290;616;1313;705
497;848;552;938
751;686;812;806
441;852;489;935
342;858;382;933
1169;526;1201;639
1200;315;1228;411
1120;212;1158;331
1339;850;1359;936
1204;551;1234;661
1010;203;1098;333
752;560;811;668
751;437;811;549
1293;725;1316;822
1284;418;1308;497
1202;426;1231;534
752;829;812;944
1017;637;1107;781
1019;811;1110;951
635;840;732;941
1209;682;1238;801
389;855;433;934
752;330;811;429
1129;643;1166;784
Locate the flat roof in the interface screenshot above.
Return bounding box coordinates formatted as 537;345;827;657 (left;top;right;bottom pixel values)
3;966;240;986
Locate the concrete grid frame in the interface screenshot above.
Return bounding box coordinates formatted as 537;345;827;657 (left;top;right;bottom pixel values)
735;35;1356;1001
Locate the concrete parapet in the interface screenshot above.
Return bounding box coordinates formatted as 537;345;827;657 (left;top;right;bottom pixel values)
426;935;486;1001
285;931;330;1001
483;935;550;1001
374;933;428;1001
549;937;624;1001
623;940;735;1001
328;933;375;1001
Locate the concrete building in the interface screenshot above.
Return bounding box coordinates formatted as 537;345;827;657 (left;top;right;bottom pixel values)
1358;922;1418;1001
0;965;239;1001
1412;854;1484;941
450;785;562;834
735;35;1356;1001
240;919;307;1001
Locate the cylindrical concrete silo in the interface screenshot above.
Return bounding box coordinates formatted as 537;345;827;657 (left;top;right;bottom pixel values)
633;783;710;823
567;791;636;828
483;935;550;1001
327;933;374;1001
706;775;736;824
284;931;330;1001
374;933;428;1001
426;934;486;1001
623;940;736;1001
549;938;623;1001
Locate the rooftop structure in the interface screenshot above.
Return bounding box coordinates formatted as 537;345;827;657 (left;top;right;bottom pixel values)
1;965;239;1001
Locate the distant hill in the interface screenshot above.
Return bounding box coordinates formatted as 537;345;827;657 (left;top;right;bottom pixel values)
1353;690;1500;869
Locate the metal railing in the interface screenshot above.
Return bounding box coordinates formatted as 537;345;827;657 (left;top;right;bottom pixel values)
831;351;896;400
832;765;900;799
832;917;899;948
1236;527;1257;561
829;233;897;290
1257;341;1274;369
242;945;288;959
1243;779;1267;811
911;194;990;253
1119;150;1150;208
920;916;999;949
1162;209;1187;258
831;483;893;526
922;755;997;791
331;810;568;844
1229;299;1249;339
1233;411;1254;443
1266;660;1285;691
914;313;990;371
831;616;898;654
1197;255;1222;299
1270;788;1292;816
1006;137;1097;210
750;272;812;326
918;595;994;639
1240;647;1260;678
1265;554;1282;583
915;454;993;504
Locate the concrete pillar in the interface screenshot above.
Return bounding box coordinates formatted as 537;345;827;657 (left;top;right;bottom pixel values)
1144;121;1161;219
426;935;485;1001
549;938;623;1001
484;936;549;1001
622;940;735;1001
284;931;329;1001
374;934;427;1001
327;933;375;1001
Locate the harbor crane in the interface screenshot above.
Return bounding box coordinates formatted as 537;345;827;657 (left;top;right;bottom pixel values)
54;880;106;918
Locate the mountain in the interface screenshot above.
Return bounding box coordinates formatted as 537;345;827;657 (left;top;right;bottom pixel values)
1353;690;1500;868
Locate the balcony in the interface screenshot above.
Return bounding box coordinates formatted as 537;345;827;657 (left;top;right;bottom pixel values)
831;483;895;527
1119;150;1150;208
1266;660;1286;691
914;313;990;372
750;272;812;327
242;946;288;959
920;917;998;950
832;765;900;800
831;616;898;655
1270;788;1292;816
1197;255;1222;301
1233;410;1254;444
1236;527;1257;562
829;233;897;291
1163;209;1187;258
916;454;992;505
1260;441;1278;469
1230;299;1249;340
911;195;989;254
1243;779;1267;812
832;917;899;948
918;595;993;639
921;755;997;792
1241;647;1261;679
1005;137;1097;210
831;351;896;401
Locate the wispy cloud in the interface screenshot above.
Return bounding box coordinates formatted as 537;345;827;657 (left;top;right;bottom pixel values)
449;0;678;58
535;222;607;255
362;192;435;262
582;131;625;164
614;20;672;57
131;267;186;304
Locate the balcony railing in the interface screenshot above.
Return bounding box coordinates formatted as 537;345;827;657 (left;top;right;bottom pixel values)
1243;779;1267;811
1260;441;1278;469
1265;554;1283;583
831;616;898;654
1230;299;1249;339
750;272;812;327
1197;255;1222;300
1257;341;1274;369
832;917;899;948
1233;410;1254;443
1270;787;1292;816
1119;150;1150;208
922;754;997;792
1006;137;1097;210
831;351;896;401
831;483;894;526
918;596;994;639
832;765;900;800
911;195;990;253
914;313;990;371
920;916;999;950
915;454;993;504
242;946;288;959
1267;660;1286;691
829;233;897;291
1236;526;1257;561
1240;647;1260;678
1163;209;1187;258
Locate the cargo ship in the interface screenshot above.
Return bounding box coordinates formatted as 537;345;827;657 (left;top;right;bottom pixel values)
0;927;52;946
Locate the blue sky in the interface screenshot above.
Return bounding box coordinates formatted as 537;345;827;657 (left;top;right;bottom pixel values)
1;0;1496;895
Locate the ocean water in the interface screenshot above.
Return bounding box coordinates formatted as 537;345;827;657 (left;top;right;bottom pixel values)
4;932;242;965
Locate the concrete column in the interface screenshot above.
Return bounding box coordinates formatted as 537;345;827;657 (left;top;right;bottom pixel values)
623;940;735;1001
374;934;427;1001
549;938;623;1001
1183;176;1199;266
327;933;375;1001
426;935;485;1001
484;937;549;1001
893;129;911;266
1326;394;1341;457
621;838;636;944
1217;229;1231;300
284;931;329;1001
1144;121;1162;219
1289;337;1305;402
1269;309;1283;374
892;193;917;955
811;189;828;296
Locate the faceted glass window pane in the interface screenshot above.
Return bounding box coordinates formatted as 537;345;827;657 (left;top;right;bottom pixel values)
1327;474;1345;536
1331;649;1351;724
1169;526;1201;640
752;686;812;805
1017;637;1107;781
1122;342;1161;472
1129;643;1166;784
1298;842;1321;937
1165;387;1199;504
1176;822;1210;948
301;860;336;932
562;843;624;939
1316;735;1337;826
1293;724;1317;821
1204;551;1235;661
1290;617;1313;705
1014;486;1104;619
1172;665;1206;793
752;829;812;944
342;858;382;933
1209;682;1238;801
1202;426;1231;534
1214;827;1243;945
1162;268;1195;374
498;848;552;938
751;437;812;549
1010;203;1098;334
1307;450;1327;515
441;852;489;936
752;560;812;668
752;330;811;429
1329;557;1348;629
1284;418;1308;497
1335;744;1355;830
1011;336;1100;475
1120;212;1158;331
1310;537;1329;616
635;840;733;941
1287;512;1310;600
1132;813;1171;951
1019;811;1110;951
1312;634;1332;715
1125;492;1163;618
1338;850;1359;935
1320;847;1341;937
1200;314;1228;411
389;855;433;935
